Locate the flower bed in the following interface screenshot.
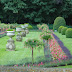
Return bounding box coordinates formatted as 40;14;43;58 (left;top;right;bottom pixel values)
49;34;67;61
0;31;7;38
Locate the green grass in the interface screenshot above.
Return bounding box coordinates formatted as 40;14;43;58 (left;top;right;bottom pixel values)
0;31;44;65
54;32;72;55
55;65;72;68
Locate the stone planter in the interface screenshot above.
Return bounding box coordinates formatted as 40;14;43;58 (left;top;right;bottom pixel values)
24;24;29;34
25;28;29;34
6;31;15;51
16;28;22;41
7;31;15;38
21;28;26;37
24;24;28;28
54;30;57;32
16;28;22;32
21;25;26;37
21;25;25;28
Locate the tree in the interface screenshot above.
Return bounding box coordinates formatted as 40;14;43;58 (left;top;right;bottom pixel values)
0;0;72;25
24;39;44;64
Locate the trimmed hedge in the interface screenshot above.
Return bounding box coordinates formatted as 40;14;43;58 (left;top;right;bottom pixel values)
53;17;66;31
61;27;68;35
65;28;72;38
58;26;64;33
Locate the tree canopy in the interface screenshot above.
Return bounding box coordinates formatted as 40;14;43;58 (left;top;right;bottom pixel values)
0;0;72;25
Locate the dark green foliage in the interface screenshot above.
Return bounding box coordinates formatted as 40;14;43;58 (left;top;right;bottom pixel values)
0;0;72;24
61;27;68;35
40;32;52;40
48;24;53;29
42;35;52;40
58;26;64;33
24;38;44;48
65;28;72;38
66;25;72;28
53;17;66;31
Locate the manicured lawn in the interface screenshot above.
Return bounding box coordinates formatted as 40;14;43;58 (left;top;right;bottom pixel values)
54;32;72;55
0;31;44;65
55;65;72;68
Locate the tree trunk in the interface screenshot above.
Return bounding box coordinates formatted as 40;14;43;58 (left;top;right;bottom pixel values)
32;47;34;64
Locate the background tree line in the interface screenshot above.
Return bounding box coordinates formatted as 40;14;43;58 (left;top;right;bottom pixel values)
0;0;72;25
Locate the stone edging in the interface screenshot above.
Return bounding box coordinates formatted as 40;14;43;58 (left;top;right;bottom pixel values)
0;67;72;72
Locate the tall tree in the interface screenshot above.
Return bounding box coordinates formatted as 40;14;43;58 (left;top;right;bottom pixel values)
0;0;72;25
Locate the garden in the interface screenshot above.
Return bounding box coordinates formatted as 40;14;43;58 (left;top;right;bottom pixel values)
0;17;72;69
0;0;72;71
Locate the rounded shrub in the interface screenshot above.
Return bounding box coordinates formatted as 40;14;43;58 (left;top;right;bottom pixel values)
53;17;66;31
58;26;64;33
61;27;68;35
27;25;33;29
65;28;72;38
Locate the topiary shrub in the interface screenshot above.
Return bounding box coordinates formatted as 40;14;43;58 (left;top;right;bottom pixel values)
53;17;66;31
61;27;68;35
58;26;64;33
65;28;72;38
27;25;33;29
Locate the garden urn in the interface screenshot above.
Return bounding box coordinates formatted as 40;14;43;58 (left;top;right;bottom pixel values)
54;30;57;32
21;25;26;37
24;24;29;34
24;24;28;28
16;28;22;41
25;28;29;34
6;31;15;51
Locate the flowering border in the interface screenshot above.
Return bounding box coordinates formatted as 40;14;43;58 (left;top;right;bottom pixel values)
52;33;72;59
49;34;68;61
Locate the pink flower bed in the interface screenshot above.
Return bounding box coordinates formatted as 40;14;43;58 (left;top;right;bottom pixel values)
14;62;44;67
49;34;67;61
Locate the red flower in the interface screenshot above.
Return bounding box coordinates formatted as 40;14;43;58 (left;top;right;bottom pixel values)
17;64;18;66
